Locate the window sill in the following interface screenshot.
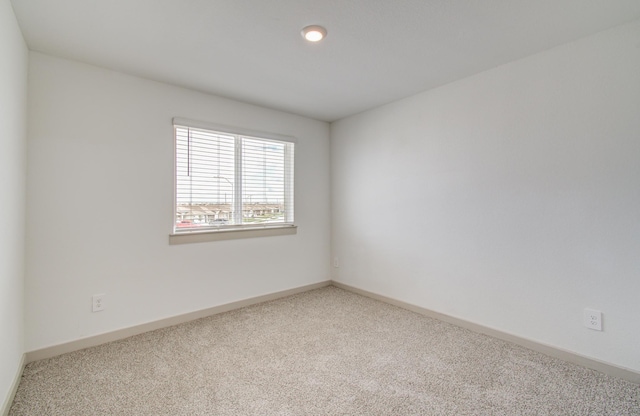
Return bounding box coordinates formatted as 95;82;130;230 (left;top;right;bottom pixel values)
169;225;297;245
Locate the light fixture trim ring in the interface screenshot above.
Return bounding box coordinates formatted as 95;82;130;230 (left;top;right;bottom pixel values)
301;25;327;42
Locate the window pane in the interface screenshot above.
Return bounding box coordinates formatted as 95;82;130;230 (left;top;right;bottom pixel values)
242;137;286;224
175;127;236;228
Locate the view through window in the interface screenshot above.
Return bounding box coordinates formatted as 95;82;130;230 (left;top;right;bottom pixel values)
174;122;294;232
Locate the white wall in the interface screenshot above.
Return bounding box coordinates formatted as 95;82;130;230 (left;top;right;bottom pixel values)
332;20;640;372
26;52;331;351
0;0;27;407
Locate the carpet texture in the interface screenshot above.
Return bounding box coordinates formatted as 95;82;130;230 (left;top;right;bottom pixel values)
9;287;640;415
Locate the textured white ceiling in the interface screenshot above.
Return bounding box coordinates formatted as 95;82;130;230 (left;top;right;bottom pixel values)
10;0;640;121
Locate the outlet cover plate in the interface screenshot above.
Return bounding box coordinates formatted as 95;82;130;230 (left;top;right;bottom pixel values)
92;294;105;312
584;308;602;331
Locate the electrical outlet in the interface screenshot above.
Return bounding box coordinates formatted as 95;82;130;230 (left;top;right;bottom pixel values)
92;294;105;312
333;257;339;268
584;308;602;331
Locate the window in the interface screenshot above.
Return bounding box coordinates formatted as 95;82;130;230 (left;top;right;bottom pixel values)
172;118;295;239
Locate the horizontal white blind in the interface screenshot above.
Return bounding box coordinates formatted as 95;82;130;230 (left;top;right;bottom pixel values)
174;124;294;232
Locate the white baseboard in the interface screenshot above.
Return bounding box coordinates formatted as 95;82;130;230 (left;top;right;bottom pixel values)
23;279;639;385
26;280;331;363
1;353;25;416
332;280;640;384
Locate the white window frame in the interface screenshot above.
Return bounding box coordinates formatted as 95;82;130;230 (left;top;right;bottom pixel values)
170;118;297;244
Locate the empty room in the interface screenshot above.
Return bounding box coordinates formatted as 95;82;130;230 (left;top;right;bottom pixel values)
2;0;639;414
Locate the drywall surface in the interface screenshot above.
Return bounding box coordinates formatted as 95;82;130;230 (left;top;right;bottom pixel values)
0;0;27;408
26;53;330;351
331;20;640;372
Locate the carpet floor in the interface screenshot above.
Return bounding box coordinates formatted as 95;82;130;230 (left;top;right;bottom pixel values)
9;286;640;415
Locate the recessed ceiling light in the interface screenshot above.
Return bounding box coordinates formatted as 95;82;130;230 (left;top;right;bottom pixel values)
301;25;327;42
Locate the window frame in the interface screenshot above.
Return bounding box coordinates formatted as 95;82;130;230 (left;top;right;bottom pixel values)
170;118;297;244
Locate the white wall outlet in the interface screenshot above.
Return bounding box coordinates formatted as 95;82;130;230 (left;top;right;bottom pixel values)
584;308;602;331
333;257;339;268
92;294;105;312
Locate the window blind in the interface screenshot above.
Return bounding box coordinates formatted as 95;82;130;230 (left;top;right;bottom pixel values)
174;122;294;232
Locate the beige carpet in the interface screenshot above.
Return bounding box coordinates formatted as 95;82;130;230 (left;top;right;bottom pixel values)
9;286;640;415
